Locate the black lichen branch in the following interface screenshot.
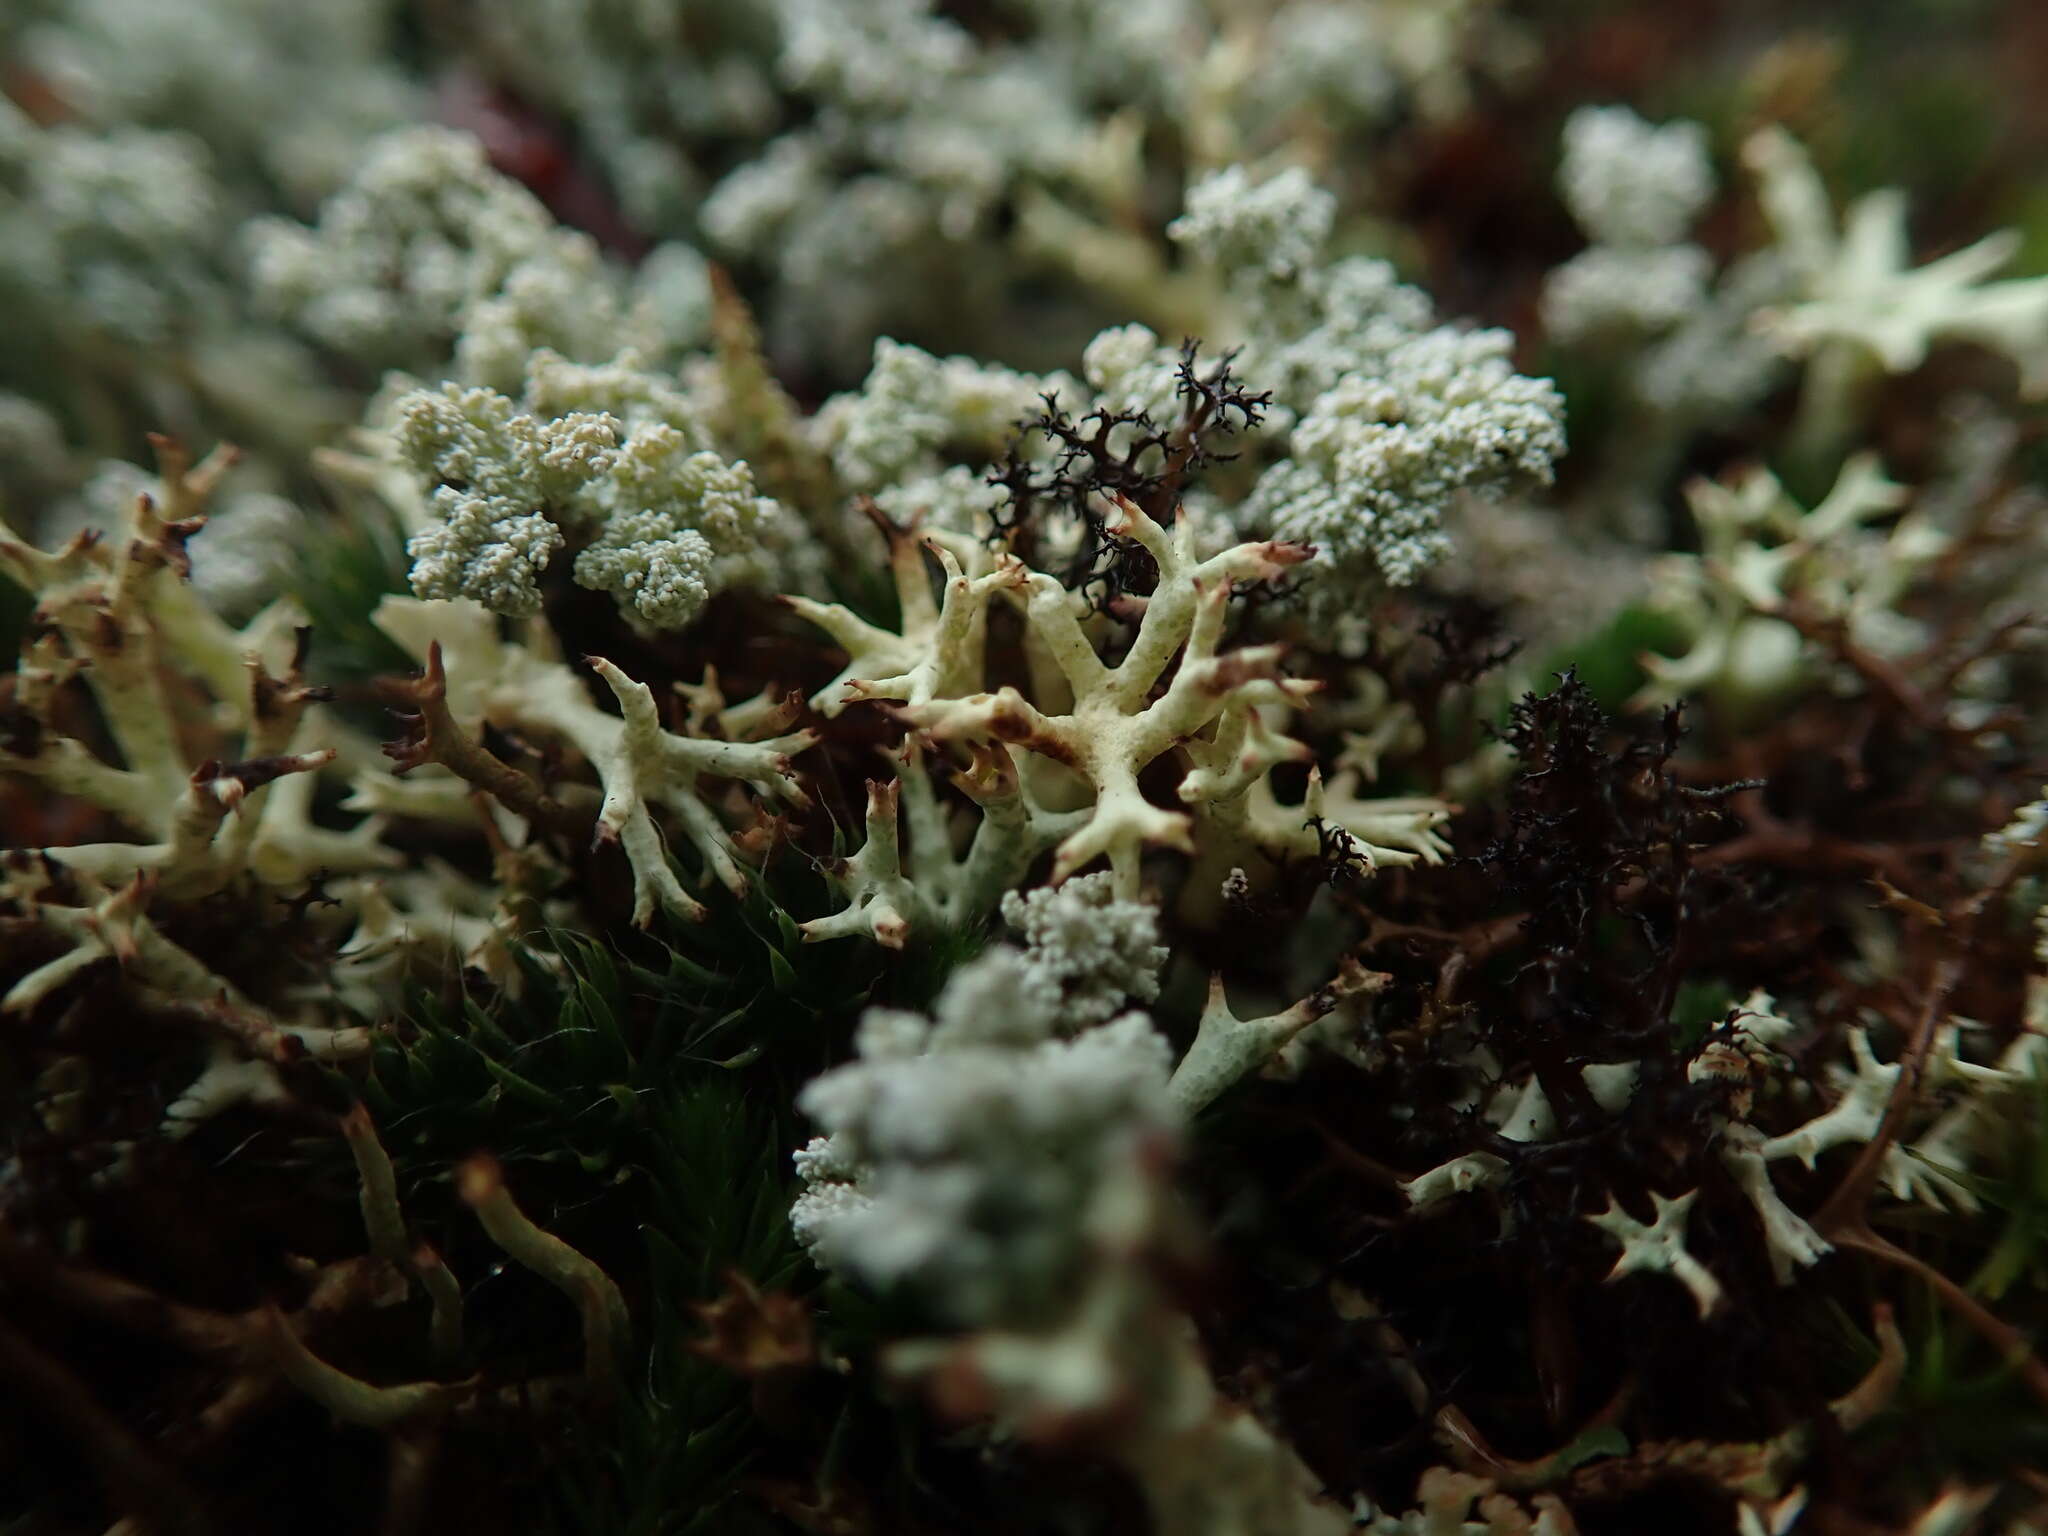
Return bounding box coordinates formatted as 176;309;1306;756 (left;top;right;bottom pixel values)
986;339;1271;612
1465;673;1756;1235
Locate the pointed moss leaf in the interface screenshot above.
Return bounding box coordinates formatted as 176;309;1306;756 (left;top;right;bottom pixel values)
773;907;802;952
480;1053;564;1112
1556;1424;1631;1471
664;950;724;988
642;1226;693;1294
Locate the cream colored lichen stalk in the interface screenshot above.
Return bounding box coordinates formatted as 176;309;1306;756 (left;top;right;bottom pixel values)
910;493;1315;900
791;491;1453;935
796;738;1084;949
370;595;814;925
0;440;385;1126
782;512;1008;718
1635;453;1945;717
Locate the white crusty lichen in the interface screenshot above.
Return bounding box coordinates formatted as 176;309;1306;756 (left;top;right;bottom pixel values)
390;381;600;617
1544;105;1715;343
1166;165;1567;599
1004;160;1568;600
1167;164;1336;286
1537;105;1791;536
692;0;1100;367
1636;453;1941;714
791;941;1375;1285
249;127;696;390
15;0;417;207
312;0;1521;376
811;337;1074;539
388;352;812;630
0;97;228;351
1236;350;1562;591
790;948;1175;1319
791;947;1352;1535
1001;871;1168;1031
1557;105;1714;250
569;438;784;630
786;160;1563;610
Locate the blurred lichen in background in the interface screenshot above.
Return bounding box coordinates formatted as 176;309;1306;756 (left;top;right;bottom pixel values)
2;1;2048;1533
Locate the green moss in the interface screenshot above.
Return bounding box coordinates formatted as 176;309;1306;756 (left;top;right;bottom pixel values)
1538;603;1690;714
284;501;413;689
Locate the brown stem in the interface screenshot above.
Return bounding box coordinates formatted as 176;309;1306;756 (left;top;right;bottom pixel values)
378;642;583;836
1831;1229;2048;1412
0;1226;244;1357
1813;959;1958;1235
0;1317;216;1535
1810;955;2048;1412
380;1426;442;1536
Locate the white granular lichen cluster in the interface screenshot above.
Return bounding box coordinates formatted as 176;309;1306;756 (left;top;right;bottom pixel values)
391;352;805;630
814;336;1073;533
1556;105;1713;250
1241;340;1565;589
249;126;683;390
1157;166;1569;597
0;99;226;349
790;947;1175;1323
1167;164;1336;285
1001;871;1169;1031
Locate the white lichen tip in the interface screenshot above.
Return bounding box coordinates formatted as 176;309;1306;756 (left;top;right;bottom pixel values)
1745;125;2048;390
1167;164;1336;286
783;513;1009;717
1586;1188;1725;1318
798;736;1084;949
1169;958;1385;1115
1759;1026;1899;1169
390;351;813;632
1558;104;1714;249
1720;1124;1834;1285
1400;1152;1510;1210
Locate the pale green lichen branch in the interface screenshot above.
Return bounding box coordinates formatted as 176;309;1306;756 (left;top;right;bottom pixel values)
373;596;813;925
908;495;1317;900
